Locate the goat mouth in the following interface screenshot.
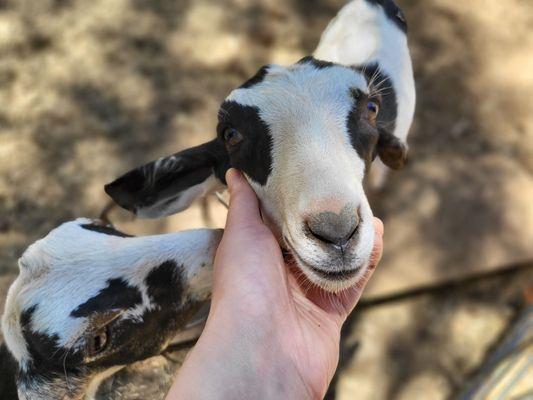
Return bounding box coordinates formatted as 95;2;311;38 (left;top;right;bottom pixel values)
306;265;360;281
282;239;361;283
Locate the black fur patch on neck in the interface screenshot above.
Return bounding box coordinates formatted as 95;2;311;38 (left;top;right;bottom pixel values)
81;224;133;238
217;101;273;185
71;279;143;318
365;0;408;32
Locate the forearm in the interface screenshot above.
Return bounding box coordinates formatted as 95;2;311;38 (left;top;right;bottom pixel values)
166;316;314;400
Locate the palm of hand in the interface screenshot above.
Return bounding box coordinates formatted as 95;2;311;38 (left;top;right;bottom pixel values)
208;171;383;399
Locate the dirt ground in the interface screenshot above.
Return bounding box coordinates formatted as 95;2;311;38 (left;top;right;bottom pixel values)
0;0;532;399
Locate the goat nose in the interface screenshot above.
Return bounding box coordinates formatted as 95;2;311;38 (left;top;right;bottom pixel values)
306;208;360;247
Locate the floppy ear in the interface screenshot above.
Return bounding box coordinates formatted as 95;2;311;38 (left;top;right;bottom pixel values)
105;139;229;218
377;128;408;170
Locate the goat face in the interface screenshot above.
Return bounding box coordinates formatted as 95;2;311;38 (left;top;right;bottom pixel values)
105;57;407;293
1;219;221;399
217;59;400;291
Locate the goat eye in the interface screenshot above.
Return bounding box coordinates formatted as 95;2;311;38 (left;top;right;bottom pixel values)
87;327;108;356
223;128;243;146
367;101;379;115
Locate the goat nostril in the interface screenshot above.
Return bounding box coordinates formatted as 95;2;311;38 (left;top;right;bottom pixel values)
307;226;337;246
346;224;358;242
306;209;360;248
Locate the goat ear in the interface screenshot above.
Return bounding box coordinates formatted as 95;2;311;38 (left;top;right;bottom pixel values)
105;139;229;218
377;129;408;170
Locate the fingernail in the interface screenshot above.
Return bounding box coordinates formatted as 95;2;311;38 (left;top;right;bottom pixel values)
226;168;240;188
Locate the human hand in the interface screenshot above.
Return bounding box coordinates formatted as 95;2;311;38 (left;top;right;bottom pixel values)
167;169;383;400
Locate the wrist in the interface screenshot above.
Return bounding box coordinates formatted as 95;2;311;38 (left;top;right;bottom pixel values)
167;313;314;400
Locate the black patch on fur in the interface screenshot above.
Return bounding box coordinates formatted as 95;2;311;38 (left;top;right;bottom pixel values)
0;344;18;400
105;139;228;213
240;65;270;89
377;127;408;169
20;305;84;369
81;261;200;369
355;63;398;131
351;63;406;170
298;56;335;70
356;63;398;149
71;279;143;318
365;0;408;32
17;305;88;398
347;89;380;167
145;260;183;305
217;101;273;185
13;265;204;395
81;223;132;238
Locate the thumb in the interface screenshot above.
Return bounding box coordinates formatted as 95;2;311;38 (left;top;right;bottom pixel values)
212;169;285;302
224;168;263;233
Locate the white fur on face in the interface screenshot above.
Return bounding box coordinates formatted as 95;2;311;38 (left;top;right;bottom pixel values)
226;63;376;292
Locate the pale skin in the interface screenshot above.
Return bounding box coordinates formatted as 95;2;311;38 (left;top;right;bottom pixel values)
167;169;384;400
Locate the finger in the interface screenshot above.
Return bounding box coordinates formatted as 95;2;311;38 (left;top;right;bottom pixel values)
224;168;263;232
213;169;286;303
215;168;281;279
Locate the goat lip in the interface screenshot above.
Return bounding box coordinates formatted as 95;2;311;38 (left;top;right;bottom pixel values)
307;265;360;281
283;240;360;281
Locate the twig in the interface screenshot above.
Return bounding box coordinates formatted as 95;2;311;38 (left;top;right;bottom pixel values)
359;260;533;309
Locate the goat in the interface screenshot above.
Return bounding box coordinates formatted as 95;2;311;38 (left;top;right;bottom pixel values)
2;219;221;399
1;0;416;398
105;0;415;293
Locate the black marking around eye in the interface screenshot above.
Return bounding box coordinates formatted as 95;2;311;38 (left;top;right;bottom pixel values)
348;64;398;167
297;56;335;70
347;96;379;167
71;279;143;318
20;305;84;370
355;63;398;132
365;0;408;32
78;261;201;369
240;65;270;89
218;101;273;186
81;224;133;238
